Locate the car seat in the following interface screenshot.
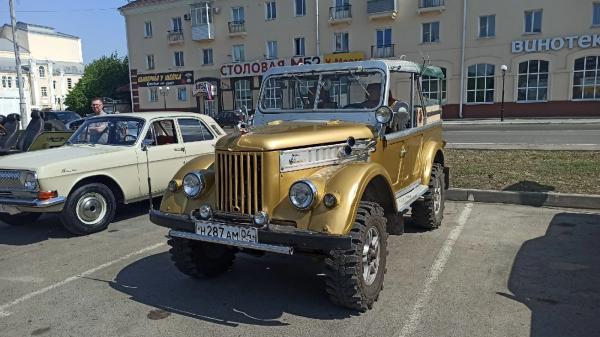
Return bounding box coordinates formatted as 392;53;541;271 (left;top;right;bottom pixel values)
16;110;44;151
0;114;21;150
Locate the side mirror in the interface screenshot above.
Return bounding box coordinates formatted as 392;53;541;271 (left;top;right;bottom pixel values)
141;139;153;151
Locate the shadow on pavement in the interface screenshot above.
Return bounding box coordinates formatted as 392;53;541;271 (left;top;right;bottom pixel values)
503;181;555;207
110;252;355;326
498;212;600;337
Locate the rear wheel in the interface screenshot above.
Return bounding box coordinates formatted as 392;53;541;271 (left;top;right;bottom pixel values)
59;183;116;235
411;163;445;229
168;238;236;278
0;212;42;226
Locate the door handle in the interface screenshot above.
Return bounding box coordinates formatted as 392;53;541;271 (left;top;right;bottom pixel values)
174;147;185;152
400;148;408;158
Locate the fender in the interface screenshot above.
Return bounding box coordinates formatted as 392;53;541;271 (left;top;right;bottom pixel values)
420;140;444;186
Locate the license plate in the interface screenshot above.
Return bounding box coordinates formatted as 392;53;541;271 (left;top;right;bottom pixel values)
195;222;258;243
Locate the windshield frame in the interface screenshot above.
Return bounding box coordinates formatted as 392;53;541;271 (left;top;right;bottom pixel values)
68;116;146;147
258;68;387;114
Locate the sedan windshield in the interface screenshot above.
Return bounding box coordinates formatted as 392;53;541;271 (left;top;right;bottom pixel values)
69;117;145;146
260;69;384;111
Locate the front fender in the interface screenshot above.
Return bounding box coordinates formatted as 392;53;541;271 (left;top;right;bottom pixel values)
420;141;444;186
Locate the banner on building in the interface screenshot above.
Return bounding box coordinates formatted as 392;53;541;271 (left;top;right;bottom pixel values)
137;71;194;87
324;52;365;63
220;56;322;78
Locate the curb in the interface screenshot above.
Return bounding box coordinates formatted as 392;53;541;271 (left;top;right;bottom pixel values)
446;188;600;210
443;119;600;125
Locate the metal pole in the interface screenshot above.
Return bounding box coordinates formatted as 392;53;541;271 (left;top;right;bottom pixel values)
501;69;506;122
458;0;467;119
315;0;320;55
9;0;27;128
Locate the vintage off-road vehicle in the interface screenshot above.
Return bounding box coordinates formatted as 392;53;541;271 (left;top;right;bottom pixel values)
150;60;449;311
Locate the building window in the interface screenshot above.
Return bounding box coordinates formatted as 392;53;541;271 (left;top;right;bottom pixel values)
334;32;349;52
374;28;393;58
6;76;12;88
1;76;5;88
53;80;56;89
234;79;252;109
422;67;447;103
517;60;549;102
479;15;495;38
192;4;213;24
573;56;600;100
263;78;282;108
41;86;48;97
172;17;182;32
144;21;153;37
524;9;542;33
177;87;188;101
466;64;495;103
203;48;213;65
67;78;73;89
266;41;278;59
232;45;245;63
594;3;600;26
422;22;440;43
174;51;184;67
38;66;45;78
149;87;158;102
294;37;305;56
232;6;245;22
294;0;306;16
146;54;155;70
266;1;277;20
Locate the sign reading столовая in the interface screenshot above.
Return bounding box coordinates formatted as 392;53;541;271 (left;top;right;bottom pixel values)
512;33;600;53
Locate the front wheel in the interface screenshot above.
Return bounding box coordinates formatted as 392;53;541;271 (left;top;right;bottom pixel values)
0;212;42;226
411;163;445;229
59;183;116;235
324;201;388;311
168;238;236;278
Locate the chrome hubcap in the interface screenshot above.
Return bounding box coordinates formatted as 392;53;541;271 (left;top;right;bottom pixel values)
433;185;442;214
362;227;381;286
76;192;107;225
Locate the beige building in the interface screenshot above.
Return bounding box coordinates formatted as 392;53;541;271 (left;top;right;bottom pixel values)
0;22;83;117
120;0;600;118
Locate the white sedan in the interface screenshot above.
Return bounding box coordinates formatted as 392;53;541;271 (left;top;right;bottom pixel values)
0;112;224;235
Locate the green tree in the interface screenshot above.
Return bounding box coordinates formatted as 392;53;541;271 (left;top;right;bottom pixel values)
65;54;129;115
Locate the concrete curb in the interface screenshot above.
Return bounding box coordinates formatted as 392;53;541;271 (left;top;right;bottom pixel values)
447;188;600;210
443;118;600;125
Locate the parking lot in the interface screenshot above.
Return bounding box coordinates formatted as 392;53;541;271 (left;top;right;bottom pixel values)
1;201;598;337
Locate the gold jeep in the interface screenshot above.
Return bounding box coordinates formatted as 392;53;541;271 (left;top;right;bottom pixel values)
150;59;449;311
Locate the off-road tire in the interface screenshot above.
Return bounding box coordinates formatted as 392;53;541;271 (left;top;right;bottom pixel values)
168;238;236;278
0;212;42;226
59;183;116;235
324;201;388;311
411;163;445;229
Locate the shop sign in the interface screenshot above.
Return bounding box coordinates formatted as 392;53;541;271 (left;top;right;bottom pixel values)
193;81;217;99
512;34;600;53
137;71;194;87
324;52;365;63
220;56;322;78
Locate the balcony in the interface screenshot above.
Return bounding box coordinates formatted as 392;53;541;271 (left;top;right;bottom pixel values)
329;5;352;24
371;44;395;58
228;21;246;36
417;0;446;14
167;30;184;44
367;0;397;20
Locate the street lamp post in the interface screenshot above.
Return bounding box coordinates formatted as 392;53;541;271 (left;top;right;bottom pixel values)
159;86;170;110
500;64;507;122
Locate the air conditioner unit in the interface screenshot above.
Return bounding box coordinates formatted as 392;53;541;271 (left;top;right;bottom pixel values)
213;7;220;14
184;13;191;21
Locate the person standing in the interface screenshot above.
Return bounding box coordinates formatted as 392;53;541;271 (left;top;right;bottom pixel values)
91;97;106;116
88;97;108;143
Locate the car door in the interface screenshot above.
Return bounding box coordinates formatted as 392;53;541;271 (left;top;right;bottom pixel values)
136;118;186;196
176;117;218;161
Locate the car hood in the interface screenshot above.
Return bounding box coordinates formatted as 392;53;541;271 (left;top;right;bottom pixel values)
0;145;133;178
216;120;376;151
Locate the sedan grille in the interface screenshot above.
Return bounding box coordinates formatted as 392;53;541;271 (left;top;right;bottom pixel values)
0;170;23;190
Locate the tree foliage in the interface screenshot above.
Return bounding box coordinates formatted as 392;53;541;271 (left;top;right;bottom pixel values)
65;54;129;115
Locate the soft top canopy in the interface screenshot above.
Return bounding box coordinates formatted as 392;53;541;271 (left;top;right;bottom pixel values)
263;59;445;79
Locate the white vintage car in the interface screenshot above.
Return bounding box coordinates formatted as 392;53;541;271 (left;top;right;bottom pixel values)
0;112;224;235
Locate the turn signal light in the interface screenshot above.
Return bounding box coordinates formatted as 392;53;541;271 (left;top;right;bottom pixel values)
38;190;58;200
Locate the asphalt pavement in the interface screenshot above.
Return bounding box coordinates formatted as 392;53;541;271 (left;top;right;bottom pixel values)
1;201;599;337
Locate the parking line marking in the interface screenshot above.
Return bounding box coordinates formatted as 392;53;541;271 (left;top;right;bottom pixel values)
397;203;473;337
0;242;165;318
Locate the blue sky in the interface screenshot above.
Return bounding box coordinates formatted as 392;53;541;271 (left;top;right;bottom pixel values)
0;0;128;64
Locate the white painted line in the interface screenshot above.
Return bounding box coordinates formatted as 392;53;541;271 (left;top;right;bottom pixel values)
397;203;473;337
0;242;165;317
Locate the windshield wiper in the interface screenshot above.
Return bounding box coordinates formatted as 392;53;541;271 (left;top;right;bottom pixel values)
349;70;370;97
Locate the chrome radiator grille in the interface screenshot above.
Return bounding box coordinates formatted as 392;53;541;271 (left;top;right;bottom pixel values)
0;170;22;190
215;151;263;215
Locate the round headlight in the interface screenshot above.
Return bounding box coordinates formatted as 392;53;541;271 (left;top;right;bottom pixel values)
289;180;317;210
375;106;393;124
183;172;204;199
23;172;38;191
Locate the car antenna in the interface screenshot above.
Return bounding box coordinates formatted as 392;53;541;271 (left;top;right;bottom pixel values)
142;140;153;211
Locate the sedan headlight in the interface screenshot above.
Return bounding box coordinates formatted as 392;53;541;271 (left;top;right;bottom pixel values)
23;172;38;191
289;180;318;210
183;172;205;199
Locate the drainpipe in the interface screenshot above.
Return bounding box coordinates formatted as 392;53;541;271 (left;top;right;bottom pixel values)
315;0;320;55
458;0;467;118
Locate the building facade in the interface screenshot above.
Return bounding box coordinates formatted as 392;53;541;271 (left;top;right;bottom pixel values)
0;22;83;117
120;0;600;118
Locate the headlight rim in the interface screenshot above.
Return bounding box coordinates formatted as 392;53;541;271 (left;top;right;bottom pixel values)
22;171;38;191
375;106;393;124
289;179;318;210
183;171;205;199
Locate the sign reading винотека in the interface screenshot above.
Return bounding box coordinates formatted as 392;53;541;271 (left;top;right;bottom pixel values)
512;34;600;53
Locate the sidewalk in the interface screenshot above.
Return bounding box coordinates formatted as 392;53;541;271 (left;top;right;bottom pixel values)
444;118;600;125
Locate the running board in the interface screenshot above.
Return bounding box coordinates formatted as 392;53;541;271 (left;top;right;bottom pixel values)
395;184;429;212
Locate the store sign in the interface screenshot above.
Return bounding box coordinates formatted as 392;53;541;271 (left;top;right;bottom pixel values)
193;81;217;99
512;34;600;54
324;52;365;63
137;71;194;87
220;56;322;78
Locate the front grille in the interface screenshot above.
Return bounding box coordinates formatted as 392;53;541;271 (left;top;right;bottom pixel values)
215;151;263;215
0;170;22;190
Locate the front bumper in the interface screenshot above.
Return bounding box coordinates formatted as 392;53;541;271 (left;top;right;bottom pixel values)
150;209;352;254
0;196;66;208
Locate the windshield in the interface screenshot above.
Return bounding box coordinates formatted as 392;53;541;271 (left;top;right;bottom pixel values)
50;111;80;123
259;69;384;111
69;117;145;146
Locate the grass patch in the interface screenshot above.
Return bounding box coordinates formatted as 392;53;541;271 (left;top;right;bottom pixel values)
445;149;600;195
